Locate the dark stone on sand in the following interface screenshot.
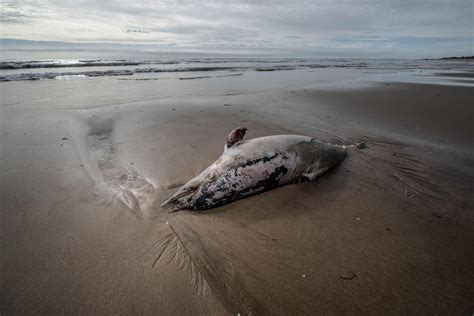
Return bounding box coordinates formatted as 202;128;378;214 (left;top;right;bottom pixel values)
224;104;230;106
339;271;357;280
62;137;68;140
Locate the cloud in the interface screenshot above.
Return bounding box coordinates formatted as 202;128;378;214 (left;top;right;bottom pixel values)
126;29;150;34
0;0;472;57
0;0;50;23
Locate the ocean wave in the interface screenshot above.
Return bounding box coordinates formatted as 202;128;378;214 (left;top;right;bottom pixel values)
0;70;135;81
0;58;347;70
1;58;472;82
255;66;297;71
0;66;246;82
0;59;178;69
0;62;331;81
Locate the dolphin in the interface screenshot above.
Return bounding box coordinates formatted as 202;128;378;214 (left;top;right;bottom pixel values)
162;127;347;211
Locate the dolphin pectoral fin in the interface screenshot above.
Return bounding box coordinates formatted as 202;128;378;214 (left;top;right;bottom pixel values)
302;168;326;182
302;172;320;182
225;127;248;149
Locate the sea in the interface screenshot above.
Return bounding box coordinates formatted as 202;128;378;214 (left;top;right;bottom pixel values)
0;53;472;86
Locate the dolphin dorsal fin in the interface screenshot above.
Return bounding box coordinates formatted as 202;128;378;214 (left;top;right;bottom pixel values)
225;127;247;150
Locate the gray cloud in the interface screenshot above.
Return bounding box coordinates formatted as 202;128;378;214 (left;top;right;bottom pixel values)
0;0;472;57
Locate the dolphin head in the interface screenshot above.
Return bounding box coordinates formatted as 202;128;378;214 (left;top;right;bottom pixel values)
161;176;203;212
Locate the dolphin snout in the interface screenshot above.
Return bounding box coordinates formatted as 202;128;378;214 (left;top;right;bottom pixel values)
161;177;204;212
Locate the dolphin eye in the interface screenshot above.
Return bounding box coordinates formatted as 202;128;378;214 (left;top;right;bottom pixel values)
207;173;216;180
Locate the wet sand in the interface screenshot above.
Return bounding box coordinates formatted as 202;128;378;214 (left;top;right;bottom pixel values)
1;75;473;314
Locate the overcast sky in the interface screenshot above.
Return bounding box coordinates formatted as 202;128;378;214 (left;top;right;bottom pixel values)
0;0;472;57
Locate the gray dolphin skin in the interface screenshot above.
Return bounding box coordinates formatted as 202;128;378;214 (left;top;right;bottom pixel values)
162;127;347;211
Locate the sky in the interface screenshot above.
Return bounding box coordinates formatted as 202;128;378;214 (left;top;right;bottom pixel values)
0;0;472;58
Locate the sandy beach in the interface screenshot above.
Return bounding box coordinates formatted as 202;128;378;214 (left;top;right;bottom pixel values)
1;66;473;314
